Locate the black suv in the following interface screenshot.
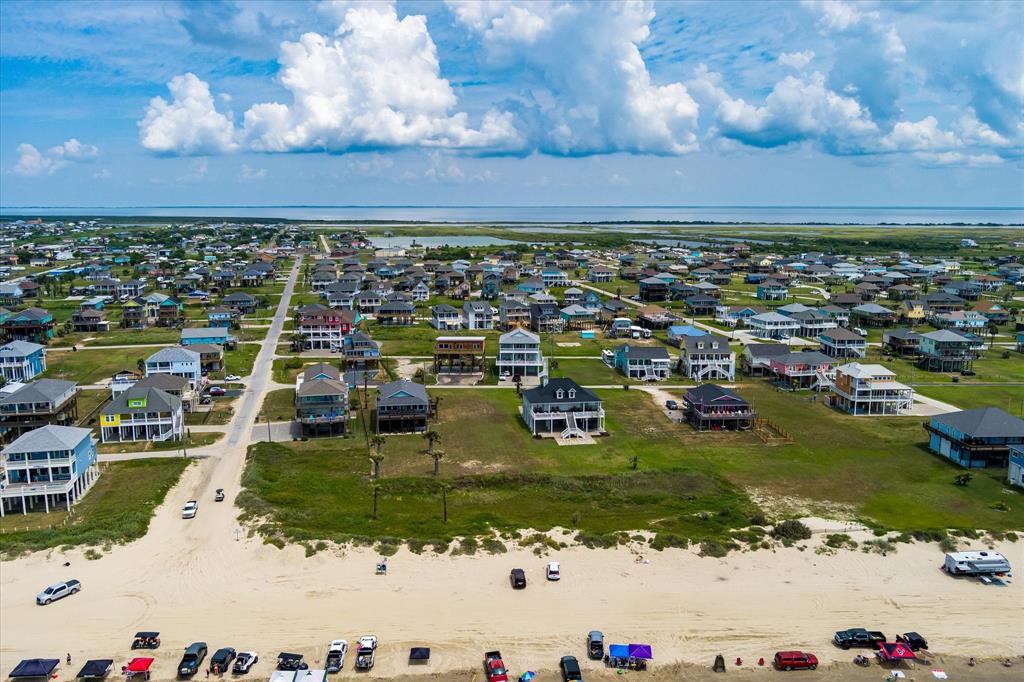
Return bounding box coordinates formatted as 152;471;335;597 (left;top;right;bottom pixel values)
178;642;208;678
510;568;527;589
560;656;583;681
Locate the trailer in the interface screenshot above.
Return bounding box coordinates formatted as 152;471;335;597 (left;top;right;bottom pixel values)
943;550;1011;576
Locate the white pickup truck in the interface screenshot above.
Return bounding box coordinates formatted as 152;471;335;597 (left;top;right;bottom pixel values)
354;636;377;671
36;579;81;605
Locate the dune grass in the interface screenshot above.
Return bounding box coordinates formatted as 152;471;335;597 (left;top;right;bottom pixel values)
0;458;192;557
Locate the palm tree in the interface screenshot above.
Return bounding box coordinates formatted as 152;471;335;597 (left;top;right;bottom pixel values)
428;448;445;476
369;435;386;478
987;323;999;349
422;429;441;455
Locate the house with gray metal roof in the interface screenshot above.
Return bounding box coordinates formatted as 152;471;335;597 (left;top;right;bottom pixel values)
0;379;80;443
100;386;183;443
0;340;46;382
521;378;605;438
1;424;98;516
926;407;1024;468
375;379;431;434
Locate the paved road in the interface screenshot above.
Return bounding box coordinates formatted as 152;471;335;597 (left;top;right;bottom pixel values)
97;255;302;462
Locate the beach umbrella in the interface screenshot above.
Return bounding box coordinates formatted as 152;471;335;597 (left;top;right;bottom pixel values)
518;673;536;682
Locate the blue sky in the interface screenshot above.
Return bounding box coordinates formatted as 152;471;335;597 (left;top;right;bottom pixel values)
1;0;1021;207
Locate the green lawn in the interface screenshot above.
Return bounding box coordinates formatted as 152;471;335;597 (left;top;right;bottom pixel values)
0;458;192;557
549;357;652;385
260;388;296;421
915;385;1024;414
209;343;260;379
95;431;223;454
76;389;110;427
44;348;145;384
184;398;237;426
239;384;1024;549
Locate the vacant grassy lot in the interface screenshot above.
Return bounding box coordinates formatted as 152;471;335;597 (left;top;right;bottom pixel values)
260;388;296;421
44;348;145;384
549;357;652;385
239;384;1024;548
0;458;192;557
76;389;110;427
95;431;223;454
915;385;1024;414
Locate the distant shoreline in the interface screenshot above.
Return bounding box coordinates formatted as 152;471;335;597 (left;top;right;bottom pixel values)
1;204;1022;227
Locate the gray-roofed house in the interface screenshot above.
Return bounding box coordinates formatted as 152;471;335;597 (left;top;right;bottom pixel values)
144;346;202;389
612;344;672;380
496;328;548;380
430;303;462;330
100;386;183;443
918;329;976;372
0;340;46;382
740;343;789;376
926;407;1024;468
521;378;605;438
882;328;922;357
679;334;735;382
180;326;233;348
818;327;867;358
0;379;80;443
1;425;98;516
375;379;432;434
683;384;756;431
134;373;196;412
294;363;349;437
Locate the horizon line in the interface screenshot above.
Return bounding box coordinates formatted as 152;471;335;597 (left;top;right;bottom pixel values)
2;204;1023;210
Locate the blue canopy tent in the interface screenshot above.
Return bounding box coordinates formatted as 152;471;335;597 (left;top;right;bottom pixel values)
608;645;630;659
76;661;113;679
9;660;59;678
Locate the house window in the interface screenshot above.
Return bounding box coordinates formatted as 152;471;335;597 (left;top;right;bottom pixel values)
568;389;576;399
555;389;563;399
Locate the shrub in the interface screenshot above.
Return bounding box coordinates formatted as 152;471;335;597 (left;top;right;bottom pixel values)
376;540;400;556
938;535;958;552
575;531;618;549
649;533;689;551
747;512;768;526
771;519;812;542
699;540;736;558
824;533;857;550
84;548;102;561
407;539;427;554
482;538;507;554
451;537;479;556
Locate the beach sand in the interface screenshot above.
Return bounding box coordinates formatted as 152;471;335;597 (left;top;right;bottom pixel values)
0;456;1021;682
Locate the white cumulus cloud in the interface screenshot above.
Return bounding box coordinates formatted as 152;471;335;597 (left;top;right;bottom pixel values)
882;116;961;152
446;0;700;155
779;50;815;70
12;138;100;176
139;72;239;155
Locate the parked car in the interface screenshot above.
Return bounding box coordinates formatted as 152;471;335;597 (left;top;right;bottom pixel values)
586;631;604;660
510;568;527;589
325;640;348;673
774;651;818;671
960;369;976;376
833;628;885;649
208;386;226;397
896;632;928;651
178;642;208;678
559;655;583;681
200;396;212;405
853;327;868;337
225;374;240;381
182;500;199;519
209;648;236;674
214;489;225;502
665;399;678;410
546;562;561;581
36;579;81;605
231;652;258;675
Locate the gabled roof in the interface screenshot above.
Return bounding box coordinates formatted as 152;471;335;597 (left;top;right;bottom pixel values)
135;373;190;391
499;328;540;344
616;344;671;360
744;345;790;359
297;377;348;398
932;407;1024;439
921;329;973;343
774;351;833;365
0;340;45;357
685;383;748;405
181;327;229;340
147;346;200;364
522;378;599;404
820;327;866;341
0;378;77;405
377;379;429;406
103;386;181;414
302;362;341;382
2;424;92;454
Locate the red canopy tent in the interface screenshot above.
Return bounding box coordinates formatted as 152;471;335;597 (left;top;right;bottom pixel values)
877;642;917;662
122;659;153;680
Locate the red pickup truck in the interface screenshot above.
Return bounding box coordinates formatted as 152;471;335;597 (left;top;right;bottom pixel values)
483;651;509;682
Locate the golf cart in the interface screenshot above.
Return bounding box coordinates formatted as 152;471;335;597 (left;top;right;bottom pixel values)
275;653;307;672
214;489;225;502
375;557;388;575
131;632;161;650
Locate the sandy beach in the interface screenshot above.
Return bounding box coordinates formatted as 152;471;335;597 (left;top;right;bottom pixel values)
1;455;1021;682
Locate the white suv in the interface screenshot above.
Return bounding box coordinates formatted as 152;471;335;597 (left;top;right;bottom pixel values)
181;500;199;519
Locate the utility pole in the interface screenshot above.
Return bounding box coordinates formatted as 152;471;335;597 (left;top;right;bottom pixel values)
266;413;272;442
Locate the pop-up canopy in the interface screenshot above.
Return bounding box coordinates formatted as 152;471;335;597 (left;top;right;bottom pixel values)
9;660;59;678
408;648;430;662
608;645;630;659
76;660;113;678
628;644;653;660
877;642;917;661
124;659;153;673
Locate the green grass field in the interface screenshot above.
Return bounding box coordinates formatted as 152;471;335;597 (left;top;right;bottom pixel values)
95;431;223;454
915;385;1024;414
0;458;192;557
239;384;1024;549
44;348;146;384
260;388;296;421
